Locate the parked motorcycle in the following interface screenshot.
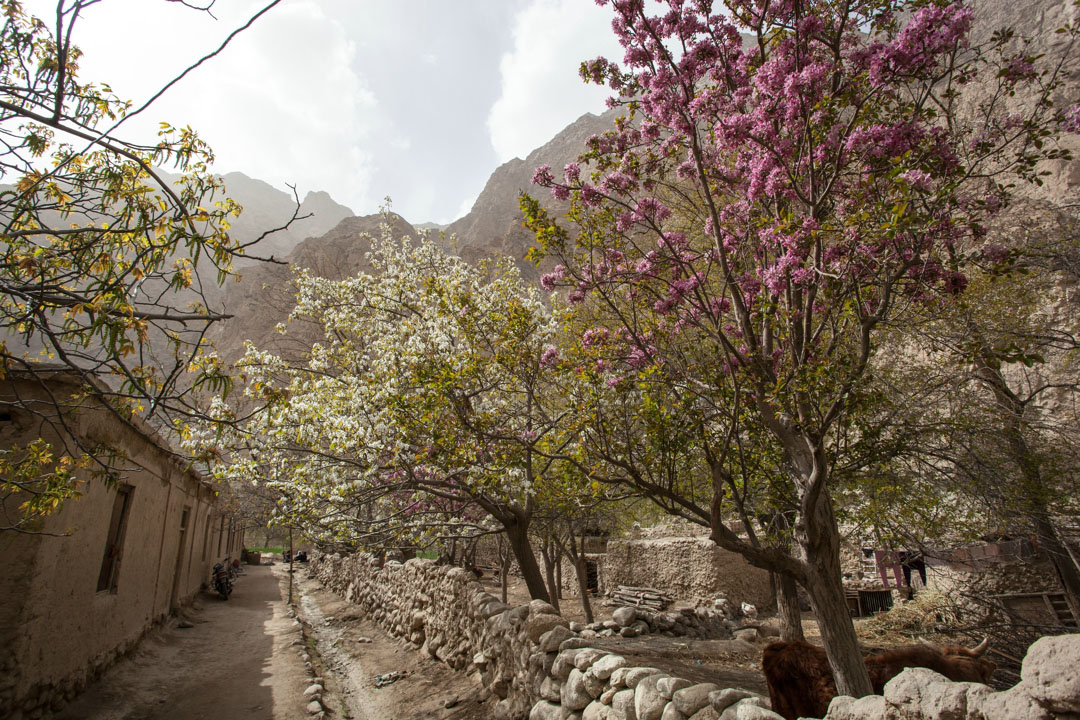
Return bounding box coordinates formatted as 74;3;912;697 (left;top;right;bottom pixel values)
211;562;232;600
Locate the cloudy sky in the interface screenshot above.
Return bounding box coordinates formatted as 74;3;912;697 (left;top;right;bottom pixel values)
25;0;624;224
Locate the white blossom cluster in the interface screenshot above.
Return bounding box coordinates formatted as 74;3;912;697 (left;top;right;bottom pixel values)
190;215;580;547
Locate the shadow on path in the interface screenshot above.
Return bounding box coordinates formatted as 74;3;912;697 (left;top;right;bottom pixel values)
55;564;309;720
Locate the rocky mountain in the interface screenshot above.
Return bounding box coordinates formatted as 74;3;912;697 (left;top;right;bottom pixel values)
212;109;619;363
209;213;419;363
209;171;355;266
443;110;618;284
154;170;355;315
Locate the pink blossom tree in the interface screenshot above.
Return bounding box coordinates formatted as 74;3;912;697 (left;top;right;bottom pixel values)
524;0;1076;695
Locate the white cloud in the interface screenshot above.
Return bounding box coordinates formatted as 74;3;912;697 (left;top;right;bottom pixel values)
17;0;622;224
487;0;623;163
184;1;378;211
24;0;378;212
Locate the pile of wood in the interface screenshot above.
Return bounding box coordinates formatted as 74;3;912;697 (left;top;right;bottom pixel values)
605;585;673;611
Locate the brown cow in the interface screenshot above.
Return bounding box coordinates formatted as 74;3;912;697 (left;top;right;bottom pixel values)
762;638;995;720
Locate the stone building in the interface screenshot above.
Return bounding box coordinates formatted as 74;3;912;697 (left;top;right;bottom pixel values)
0;369;242;718
601;535;774;610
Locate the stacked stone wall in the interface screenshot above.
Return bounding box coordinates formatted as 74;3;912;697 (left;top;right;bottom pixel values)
309;550;564;719
558;553;605;598
531;636;1080;720
309;550;1079;720
928;560;1061;607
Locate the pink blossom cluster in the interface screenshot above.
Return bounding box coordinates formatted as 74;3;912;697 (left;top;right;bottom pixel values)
1064;105;1080;134
539;346;559;368
540;264;567;292
521;0;1066;395
855;4;973;86
1000;55;1036;84
582;327;611;346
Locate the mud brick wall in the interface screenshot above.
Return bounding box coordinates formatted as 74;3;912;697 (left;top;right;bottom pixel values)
602;537;773;609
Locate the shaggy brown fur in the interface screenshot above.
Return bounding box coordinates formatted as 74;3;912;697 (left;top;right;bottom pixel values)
762;641;837;720
762;639;996;720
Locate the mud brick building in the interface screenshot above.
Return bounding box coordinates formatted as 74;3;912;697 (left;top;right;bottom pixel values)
0;369;242;719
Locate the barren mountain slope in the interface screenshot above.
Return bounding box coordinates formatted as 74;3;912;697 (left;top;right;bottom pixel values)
212;109;620;363
210;213;418;364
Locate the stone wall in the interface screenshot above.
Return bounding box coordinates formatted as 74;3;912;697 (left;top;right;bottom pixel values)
531;635;1080;720
602;537;773;609
823;634;1080;720
530;650;776;720
310;550;1079;720
559;553;604;598
926;559;1064;624
309;551;567;719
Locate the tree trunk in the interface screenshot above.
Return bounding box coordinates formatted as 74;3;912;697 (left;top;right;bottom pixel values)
541;537;561;613
569;531;594;623
767;512;805;641
1032;513;1080;623
497;535;509;603
774;571;805;641
463;538;477;570
1011;439;1080;619
1015;458;1080;620
972;353;1080;621
803;564;871;697
797;495;872;697
506;521;549;602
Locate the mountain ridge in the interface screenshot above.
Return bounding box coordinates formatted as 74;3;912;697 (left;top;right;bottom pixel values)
210;109;620;363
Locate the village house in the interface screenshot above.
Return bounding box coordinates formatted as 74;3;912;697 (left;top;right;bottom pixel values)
0;368;241;719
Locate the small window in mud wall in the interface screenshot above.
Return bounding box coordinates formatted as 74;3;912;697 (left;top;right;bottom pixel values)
0;407;17;437
97;484;134;592
201;511;211;561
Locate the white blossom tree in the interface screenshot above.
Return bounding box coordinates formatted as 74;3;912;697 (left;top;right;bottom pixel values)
195;216;579;601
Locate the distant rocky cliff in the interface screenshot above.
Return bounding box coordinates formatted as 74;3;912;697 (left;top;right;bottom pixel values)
213;171;355;266
209;213;419;362
212;110;619;363
443;110;617;284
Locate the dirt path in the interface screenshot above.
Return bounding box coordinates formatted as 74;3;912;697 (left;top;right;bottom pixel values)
54;561;766;720
51;562;491;720
55;564;312;720
292;565;493;720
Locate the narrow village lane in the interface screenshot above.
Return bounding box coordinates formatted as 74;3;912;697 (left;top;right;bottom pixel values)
55;564;312;720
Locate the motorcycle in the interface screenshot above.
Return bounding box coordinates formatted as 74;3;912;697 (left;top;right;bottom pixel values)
211;562;232;600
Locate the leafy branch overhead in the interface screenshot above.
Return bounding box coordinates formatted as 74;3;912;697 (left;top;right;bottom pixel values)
0;0;284;531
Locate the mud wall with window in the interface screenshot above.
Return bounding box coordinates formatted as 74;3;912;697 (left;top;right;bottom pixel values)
0;373;239;719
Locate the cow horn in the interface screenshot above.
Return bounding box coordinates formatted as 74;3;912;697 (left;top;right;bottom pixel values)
971;637;990;656
918;637;940;651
